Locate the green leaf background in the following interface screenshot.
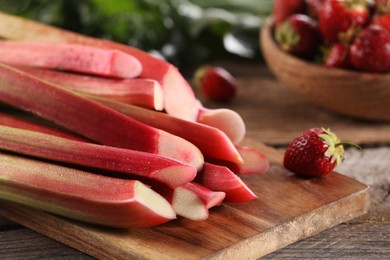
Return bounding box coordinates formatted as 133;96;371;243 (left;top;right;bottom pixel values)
0;0;273;73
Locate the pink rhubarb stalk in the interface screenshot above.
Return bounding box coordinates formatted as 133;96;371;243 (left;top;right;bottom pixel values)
196;163;257;203
0;125;196;188
0;112;89;142
0;152;176;228
0;40;142;79
208;146;270;175
157;182;225;221
0;63;204;170
16;66;164;110
0;11;246;143
87;95;243;164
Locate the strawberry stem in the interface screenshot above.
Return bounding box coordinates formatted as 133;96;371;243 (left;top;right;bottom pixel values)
335;142;361;150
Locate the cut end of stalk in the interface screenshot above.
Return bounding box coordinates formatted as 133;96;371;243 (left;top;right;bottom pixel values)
172;187;209;221
135;181;176;221
205;191;226;209
111;50;143;79
197;107;246;145
224;177;258;203
152;80;165;111
154;165;197;188
236;146;270;175
157;130;204;171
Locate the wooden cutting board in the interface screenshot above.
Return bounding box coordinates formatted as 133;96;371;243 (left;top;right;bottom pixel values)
0;139;370;259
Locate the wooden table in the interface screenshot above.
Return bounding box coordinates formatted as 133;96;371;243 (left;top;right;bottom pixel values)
0;64;389;259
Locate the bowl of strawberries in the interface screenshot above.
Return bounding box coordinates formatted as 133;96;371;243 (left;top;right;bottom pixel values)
261;0;390;121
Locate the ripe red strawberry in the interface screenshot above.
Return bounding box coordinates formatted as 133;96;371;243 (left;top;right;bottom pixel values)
319;0;370;44
275;14;322;58
350;24;390;72
305;0;327;18
273;0;307;25
193;66;237;102
372;12;390;31
324;43;352;68
283;128;346;177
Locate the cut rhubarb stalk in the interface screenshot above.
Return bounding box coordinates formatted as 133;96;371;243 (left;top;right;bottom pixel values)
15;66;164;110
196;163;257;203
0;152;176;228
0;112;90;142
86;95;243;164
0;64;204;170
178;182;226;209
197;106;246;144
0;125;196;188
207;146;270;175
157;182;225;221
0;40;142;79
0;11;246;140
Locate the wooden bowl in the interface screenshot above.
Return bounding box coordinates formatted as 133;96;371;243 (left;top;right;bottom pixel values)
260;22;390;122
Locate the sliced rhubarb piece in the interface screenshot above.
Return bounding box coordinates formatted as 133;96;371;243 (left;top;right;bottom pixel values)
157;182;225;221
0;40;142;79
178;182;226;209
0;11;247;140
0;125;196;188
16;66;164;110
196;163;257;203
86;95;243;164
197;106;246;144
0;64;204;170
0;112;89;142
0;152;176;228
207;146;270;175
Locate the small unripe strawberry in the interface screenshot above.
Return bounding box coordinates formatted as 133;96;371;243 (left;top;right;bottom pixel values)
193;66;237;102
283;128;351;177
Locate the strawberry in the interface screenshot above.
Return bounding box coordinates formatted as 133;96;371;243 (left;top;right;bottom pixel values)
273;0;307;25
350;24;390;72
305;0;327;18
372;12;390;31
283;128;347;177
323;43;352;68
319;0;370;44
275;14;322;58
193;66;237;102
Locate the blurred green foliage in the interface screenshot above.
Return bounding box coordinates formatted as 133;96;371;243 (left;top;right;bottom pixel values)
0;0;273;72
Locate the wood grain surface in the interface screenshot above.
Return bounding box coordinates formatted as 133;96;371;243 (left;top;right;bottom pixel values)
0;65;389;259
0;138;369;259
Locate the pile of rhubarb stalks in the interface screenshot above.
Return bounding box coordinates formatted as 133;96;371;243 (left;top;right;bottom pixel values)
0;12;269;228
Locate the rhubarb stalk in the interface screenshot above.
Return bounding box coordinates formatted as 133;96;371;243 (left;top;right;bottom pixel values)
0;40;142;79
0;11;246;144
0;125;197;188
0;112;89;142
86;95;243;164
15;66;164;110
207;146;270;175
0;152;176;228
196;163;257;203
0;63;204;170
